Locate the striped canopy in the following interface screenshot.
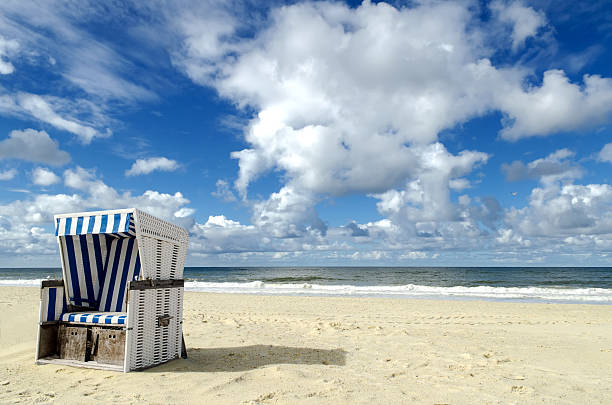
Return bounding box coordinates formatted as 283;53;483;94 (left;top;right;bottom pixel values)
55;212;135;237
55;210;140;313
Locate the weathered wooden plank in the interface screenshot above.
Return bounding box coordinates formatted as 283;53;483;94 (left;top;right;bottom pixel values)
128;279;184;290
41;279;64;288
58;325;87;361
92;327;126;366
37;324;58;359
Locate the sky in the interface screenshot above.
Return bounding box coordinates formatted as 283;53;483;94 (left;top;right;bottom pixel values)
0;0;611;267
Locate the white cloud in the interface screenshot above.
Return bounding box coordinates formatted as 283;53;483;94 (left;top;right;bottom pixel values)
0;166;196;258
174;207;195;218
506;182;612;237
496;71;612;141
373;143;489;223
251;185;327;238
169;0;612;243
398;251;428;260
495;228;531;247
598;143;612;163
497;149;612;248
501;148;583;182
211;179;237;202
31;167;60;186
490;1;546;51
0;168;17;180
0;1;611;265
0;35;19;74
0;93;110;143
125;157;179;176
0;128;70;165
344;221;369;237
62;166;193;224
0;2;155;102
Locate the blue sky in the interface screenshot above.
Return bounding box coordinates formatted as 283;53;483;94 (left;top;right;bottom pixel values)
0;0;612;267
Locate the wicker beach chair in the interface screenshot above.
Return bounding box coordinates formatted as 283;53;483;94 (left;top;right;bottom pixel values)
35;208;189;372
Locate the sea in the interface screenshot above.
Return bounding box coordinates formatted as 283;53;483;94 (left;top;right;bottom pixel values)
2;266;612;304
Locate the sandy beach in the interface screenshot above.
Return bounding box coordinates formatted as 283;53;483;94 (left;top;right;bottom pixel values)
1;287;611;404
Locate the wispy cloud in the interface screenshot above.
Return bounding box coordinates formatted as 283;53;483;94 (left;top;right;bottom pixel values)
598;143;612;164
0;35;19;74
0;92;110;143
0;1;157;103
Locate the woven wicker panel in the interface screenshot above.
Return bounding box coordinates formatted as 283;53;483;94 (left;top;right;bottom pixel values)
126;287;184;371
126;290;155;370
132;209;188;281
134;209;188;245
138;236;187;280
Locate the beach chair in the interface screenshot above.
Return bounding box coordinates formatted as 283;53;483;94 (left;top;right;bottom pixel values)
35;208;189;372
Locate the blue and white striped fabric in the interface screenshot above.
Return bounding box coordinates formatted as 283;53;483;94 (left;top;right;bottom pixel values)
40;286;66;322
61;312;127;325
60;234;141;310
98;237;141;312
60;234;109;308
57;211;141;312
55;212;136;237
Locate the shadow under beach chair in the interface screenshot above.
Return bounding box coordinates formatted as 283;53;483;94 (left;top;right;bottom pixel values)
146;345;347;372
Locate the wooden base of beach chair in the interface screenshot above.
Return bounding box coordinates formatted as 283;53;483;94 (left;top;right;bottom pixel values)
36;357;123;372
37;323;128;371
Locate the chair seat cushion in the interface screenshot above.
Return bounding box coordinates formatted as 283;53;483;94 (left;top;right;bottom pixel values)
61;312;127;325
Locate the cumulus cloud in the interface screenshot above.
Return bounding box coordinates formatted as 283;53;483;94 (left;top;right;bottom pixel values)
0;165;193;226
168;0;612;243
1;1;611;264
495;228;531;247
0;166;196;258
62;166;193;223
490;1;547;51
344;221;369;237
0;168;17;180
251;186;327;238
506;183;612;237
125;157;179;176
0;35;19;74
0;129;70;165
598;143;612;163
373;143;489;227
31;167;60;186
496;148;612;245
496;71;612;141
501;149;583;182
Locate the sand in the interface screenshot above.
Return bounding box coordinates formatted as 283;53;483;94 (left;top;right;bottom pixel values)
1;287;611;404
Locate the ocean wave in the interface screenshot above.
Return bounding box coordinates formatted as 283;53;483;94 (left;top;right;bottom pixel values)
255;276;338;283
183;281;612;303
3;278;612;303
0;278;49;287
